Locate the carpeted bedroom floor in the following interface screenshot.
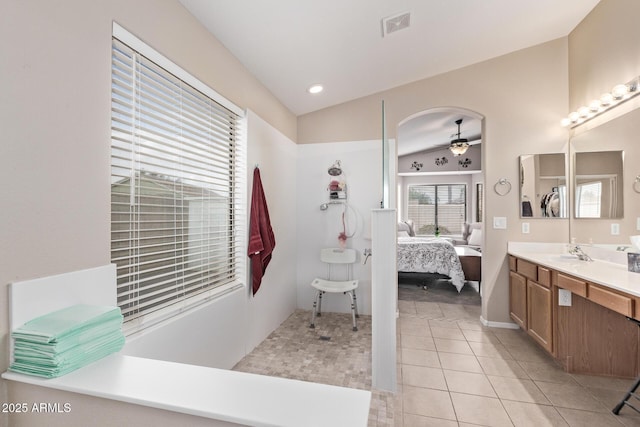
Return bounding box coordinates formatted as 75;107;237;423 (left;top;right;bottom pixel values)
398;272;481;305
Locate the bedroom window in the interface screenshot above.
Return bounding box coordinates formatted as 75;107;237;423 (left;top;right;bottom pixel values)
407;184;466;236
110;25;245;333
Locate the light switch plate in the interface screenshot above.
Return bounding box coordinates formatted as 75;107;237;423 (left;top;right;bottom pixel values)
522;223;530;234
637;217;640;231
493;217;507;229
611;223;620;235
558;289;572;306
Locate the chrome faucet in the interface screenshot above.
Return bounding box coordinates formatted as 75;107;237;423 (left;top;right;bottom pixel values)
568;244;593;261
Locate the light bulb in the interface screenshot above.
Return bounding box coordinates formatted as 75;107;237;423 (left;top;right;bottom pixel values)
307;84;324;94
569;112;580;123
578;106;590;118
612;84;628;100
588;100;601;112
560;117;572;127
600;93;613;106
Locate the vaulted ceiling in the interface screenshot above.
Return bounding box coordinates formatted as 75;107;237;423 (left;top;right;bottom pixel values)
180;0;599;116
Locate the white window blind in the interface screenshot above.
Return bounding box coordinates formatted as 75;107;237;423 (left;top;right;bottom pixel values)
576;181;602;218
407;184;466;236
110;35;245;331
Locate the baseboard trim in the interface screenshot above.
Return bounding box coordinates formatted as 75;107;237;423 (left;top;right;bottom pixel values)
480;316;520;329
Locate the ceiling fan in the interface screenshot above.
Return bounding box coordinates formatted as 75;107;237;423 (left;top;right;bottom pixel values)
449;119;470;156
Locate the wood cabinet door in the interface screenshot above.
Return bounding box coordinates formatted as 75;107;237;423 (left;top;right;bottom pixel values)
527;280;553;353
509;271;527;329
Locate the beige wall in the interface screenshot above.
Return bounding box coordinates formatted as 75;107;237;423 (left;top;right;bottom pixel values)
298;39;571;324
568;0;640;111
0;0;295;421
568;0;640;243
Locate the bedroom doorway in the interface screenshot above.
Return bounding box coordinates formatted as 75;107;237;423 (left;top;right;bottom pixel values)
395;107;484;302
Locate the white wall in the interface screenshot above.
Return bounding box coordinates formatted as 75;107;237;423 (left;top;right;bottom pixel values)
121;110;298;367
122;289;248;369
245;111;298;352
296;141;383;316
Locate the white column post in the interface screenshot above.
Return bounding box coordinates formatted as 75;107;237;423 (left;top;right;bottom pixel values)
371;208;397;392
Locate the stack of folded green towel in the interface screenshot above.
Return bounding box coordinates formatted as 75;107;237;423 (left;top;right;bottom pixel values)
10;304;125;378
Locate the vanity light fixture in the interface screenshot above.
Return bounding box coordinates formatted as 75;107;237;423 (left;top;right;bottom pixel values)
308;84;324;94
449;118;470;156
562;77;640;127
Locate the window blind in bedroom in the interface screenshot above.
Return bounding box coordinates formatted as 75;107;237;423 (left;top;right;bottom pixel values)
407;184;466;236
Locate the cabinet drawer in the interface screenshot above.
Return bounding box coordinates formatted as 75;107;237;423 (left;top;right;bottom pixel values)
537;267;551;288
588;284;634;317
556;273;587;297
516;259;537;281
509;256;517;272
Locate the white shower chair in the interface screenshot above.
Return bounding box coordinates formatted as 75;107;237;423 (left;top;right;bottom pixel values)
309;248;359;331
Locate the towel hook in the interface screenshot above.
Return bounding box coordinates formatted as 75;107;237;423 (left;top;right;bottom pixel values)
494;178;512;196
634;175;640;194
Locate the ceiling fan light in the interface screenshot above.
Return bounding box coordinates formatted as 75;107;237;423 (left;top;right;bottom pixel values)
449;118;469;156
449;140;469;156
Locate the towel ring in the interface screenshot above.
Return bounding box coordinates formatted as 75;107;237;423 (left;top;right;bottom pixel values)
494;178;512;196
634;175;640;194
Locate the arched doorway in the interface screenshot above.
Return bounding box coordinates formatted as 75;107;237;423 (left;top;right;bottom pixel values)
395;107;485;302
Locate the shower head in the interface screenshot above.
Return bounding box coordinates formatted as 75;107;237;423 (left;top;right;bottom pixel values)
328;160;342;176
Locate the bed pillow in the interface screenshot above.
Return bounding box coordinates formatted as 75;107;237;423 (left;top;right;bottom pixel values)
403;220;416;237
468;228;482;246
397;230;410;238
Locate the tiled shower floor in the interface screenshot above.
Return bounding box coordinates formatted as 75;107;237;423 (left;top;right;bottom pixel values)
233;302;640;426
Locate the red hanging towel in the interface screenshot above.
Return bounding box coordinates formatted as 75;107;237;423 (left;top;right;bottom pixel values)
248;167;276;295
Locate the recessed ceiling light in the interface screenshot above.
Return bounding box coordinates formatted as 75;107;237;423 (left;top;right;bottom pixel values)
308;84;323;94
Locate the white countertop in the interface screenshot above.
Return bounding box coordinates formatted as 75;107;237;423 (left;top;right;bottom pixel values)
508;242;640;298
2;354;371;427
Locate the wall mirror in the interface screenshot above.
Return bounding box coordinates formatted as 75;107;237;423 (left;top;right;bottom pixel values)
574;150;624;218
519;153;567;218
569;106;640;243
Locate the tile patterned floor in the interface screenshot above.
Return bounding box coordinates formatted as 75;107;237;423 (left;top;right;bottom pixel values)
233;302;640;426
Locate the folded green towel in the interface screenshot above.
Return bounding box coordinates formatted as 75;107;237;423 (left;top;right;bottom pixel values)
10;304;126;378
14;329;125;365
10;334;125;378
12;304;122;343
13;317;123;355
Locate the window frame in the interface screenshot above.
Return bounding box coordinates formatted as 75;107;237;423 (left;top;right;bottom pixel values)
110;23;247;335
406;183;467;237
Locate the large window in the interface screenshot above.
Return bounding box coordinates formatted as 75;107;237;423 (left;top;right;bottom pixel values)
407;184;467;236
110;28;244;332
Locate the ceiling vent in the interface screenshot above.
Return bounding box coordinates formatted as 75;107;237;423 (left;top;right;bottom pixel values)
382;11;411;37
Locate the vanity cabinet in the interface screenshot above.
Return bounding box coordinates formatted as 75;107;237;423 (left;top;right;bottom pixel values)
509;271;527;329
527;278;553;353
510;255;640;378
508;257;553;353
556;281;638;378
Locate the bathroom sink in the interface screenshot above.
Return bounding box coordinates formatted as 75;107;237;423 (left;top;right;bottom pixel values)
548;254;582;263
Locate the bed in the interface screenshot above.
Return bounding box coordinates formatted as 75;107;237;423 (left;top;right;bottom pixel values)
397;236;467;292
